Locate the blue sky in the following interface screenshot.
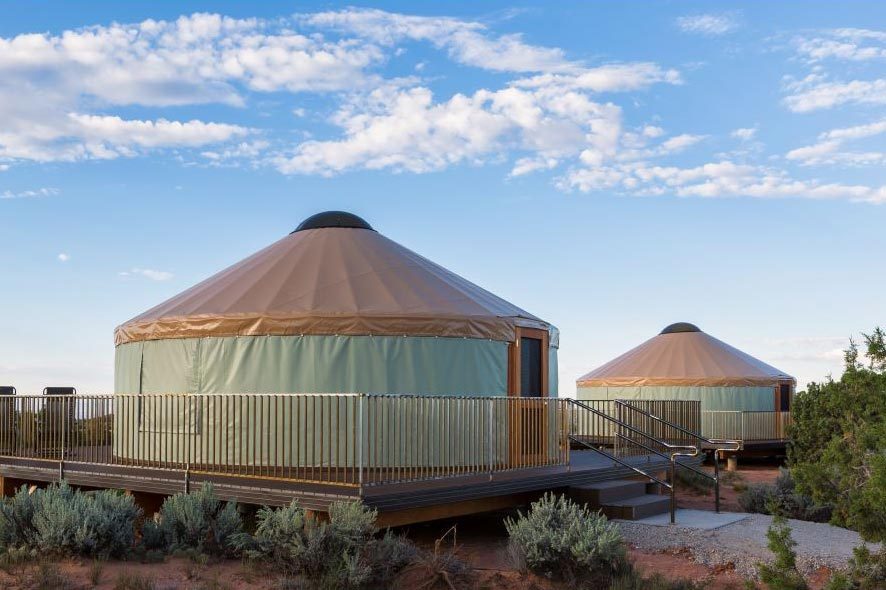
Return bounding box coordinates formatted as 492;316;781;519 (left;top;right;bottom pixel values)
1;1;885;394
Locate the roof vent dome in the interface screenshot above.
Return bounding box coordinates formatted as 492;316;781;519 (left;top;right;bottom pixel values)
660;322;701;334
292;211;374;233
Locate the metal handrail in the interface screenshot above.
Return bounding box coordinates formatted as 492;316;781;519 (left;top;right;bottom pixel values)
614;400;742;451
569;399;698;455
613;400;743;513
569;434;671;489
567;399;698;523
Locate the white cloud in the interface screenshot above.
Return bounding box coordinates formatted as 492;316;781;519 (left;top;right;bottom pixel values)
558;159;886;204
659;134;705;153
303;8;569;73
57;253;70;262
731;127;757;141
0;13;383;164
0;9;684;179
783;77;886;112
119;268;174;281
0;187;59;199
510;156;559;177
512;63;681;92
794;28;886;62
786;119;886;166
676;14;740;36
277;85;626;175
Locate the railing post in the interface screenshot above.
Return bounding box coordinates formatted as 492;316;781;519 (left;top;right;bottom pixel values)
184;395;191;494
358;394;364;495
670;457;676;524
59;396;66;482
488;399;494;482
714;450;721;513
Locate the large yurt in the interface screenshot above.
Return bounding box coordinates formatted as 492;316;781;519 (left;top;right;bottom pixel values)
576;322;795;438
113;211;559;469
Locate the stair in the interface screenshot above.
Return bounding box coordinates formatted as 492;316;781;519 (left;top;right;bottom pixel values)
569;479;670;520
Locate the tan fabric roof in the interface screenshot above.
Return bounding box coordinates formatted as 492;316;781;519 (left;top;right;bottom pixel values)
115;224;552;345
576;329;794;387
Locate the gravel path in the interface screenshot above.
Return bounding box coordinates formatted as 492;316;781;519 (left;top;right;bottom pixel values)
616;513;880;579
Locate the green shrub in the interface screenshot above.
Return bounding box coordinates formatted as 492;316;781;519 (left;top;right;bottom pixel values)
504;492;626;582
739;482;773;514
150;483;242;557
241;500;413;589
825;545;886;590
738;469;831;523
757;514;808;590
675;467;715;495
0;482;140;559
788;330;886;542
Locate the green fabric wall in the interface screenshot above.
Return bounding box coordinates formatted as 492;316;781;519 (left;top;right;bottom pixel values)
576;385;776;411
575;385;775;439
549;348;559;396
115;334;511;396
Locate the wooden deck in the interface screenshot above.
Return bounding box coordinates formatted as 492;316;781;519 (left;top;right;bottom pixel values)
0;450;693;521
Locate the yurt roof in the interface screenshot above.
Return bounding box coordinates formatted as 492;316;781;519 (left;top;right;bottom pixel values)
115;212;553;346
576;323;794;387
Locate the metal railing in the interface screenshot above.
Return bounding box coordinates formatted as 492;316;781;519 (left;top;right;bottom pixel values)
702;411;791;442
0;393;719;522
0;394;570;489
614;400;742;514
567;399;701;450
566;398;700;523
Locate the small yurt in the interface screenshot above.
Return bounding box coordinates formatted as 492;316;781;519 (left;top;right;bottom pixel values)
576;322;795;439
113;211;558;469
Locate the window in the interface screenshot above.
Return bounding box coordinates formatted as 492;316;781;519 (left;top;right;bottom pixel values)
520;337;543;397
779;384;791;412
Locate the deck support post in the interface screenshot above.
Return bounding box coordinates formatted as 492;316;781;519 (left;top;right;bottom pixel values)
184;466;190;494
713;452;721;513
726;455;738;472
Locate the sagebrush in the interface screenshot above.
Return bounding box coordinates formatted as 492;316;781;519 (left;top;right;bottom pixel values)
240;500;414;589
504;492;626;582
0;482;140;559
144;483;242;557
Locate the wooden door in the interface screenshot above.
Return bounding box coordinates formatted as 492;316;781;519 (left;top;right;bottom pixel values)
507;328;549;465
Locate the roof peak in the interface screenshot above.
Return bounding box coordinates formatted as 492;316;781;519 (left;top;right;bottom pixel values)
660;322;701;334
292;211;374;233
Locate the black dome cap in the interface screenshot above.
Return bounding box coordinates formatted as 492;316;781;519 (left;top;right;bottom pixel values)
292;211;374;233
661;322;701;334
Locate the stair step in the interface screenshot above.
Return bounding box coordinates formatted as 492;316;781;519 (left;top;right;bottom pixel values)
601;494;671;520
568;479;647;505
